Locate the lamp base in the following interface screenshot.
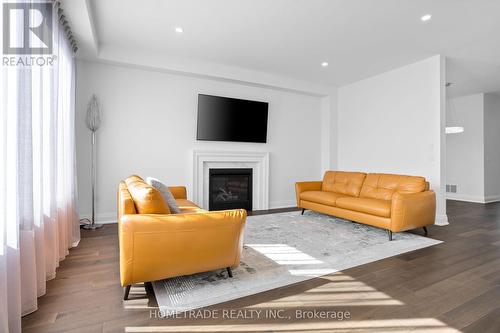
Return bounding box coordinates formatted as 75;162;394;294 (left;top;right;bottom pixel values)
82;223;103;230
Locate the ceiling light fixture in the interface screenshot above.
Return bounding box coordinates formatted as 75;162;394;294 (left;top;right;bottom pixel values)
445;126;464;134
445;83;465;135
421;14;432;22
174;27;183;33
321;62;329;67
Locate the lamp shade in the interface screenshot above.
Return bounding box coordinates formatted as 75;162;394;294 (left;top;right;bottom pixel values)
85;94;101;132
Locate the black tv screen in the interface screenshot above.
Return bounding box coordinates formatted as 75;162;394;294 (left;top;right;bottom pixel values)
197;94;269;143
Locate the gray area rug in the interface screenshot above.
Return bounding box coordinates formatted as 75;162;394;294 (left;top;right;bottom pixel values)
152;211;442;314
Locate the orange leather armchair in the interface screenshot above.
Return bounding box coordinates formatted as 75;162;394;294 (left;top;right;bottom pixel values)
118;179;246;299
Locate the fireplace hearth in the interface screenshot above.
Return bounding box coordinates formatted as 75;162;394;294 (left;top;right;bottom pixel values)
209;168;252;211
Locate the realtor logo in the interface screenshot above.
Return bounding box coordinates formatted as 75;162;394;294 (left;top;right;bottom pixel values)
3;2;53;54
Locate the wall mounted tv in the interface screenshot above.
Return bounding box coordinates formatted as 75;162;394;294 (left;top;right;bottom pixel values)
196;94;269;143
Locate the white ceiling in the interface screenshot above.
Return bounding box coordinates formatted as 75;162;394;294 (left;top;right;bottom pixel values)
65;0;500;96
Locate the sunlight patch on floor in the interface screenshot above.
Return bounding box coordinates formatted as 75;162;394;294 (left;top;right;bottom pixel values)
245;271;404;307
246;296;403;307
319;273;356;282
288;268;337;276
123;299;155;310
247;244;324;265
305;281;378;292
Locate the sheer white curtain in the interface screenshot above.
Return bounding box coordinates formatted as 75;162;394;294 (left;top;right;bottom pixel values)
0;2;80;332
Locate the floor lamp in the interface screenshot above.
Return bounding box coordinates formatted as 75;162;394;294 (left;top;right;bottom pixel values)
83;94;103;230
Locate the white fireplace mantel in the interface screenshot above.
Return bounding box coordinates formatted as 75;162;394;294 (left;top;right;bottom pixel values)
192;150;269;210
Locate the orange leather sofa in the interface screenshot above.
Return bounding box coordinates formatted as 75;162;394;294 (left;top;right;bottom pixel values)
296;171;436;240
118;176;246;299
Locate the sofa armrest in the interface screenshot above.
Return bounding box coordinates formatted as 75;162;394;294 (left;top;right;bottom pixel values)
168;186;187;199
119;209;246;286
391;191;436;232
295;181;322;207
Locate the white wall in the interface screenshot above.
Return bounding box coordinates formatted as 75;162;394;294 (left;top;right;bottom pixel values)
337;55;447;225
320;89;338;173
446;94;485;202
446;92;500;203
484;93;500;201
76;60;324;222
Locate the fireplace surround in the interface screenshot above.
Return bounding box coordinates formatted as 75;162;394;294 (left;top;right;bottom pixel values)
192;150;269;210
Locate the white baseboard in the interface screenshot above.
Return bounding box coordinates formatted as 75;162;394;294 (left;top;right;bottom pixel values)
79;212;117;225
268;200;296;209
446;193;500;204
446;193;486;203
485;195;500;203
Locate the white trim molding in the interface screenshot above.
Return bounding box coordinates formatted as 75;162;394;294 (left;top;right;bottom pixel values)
446;193;486;203
193;150;269;210
485;195;500;203
435;214;449;226
269;200;296;209
446;193;500;204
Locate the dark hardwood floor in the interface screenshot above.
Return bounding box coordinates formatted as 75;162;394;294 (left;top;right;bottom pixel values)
22;201;500;332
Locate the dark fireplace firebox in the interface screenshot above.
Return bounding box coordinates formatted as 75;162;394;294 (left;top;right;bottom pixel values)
209;168;253;211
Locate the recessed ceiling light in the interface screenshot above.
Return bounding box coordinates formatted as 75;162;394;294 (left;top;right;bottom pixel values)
421;14;432;22
174;27;183;33
321;62;329;67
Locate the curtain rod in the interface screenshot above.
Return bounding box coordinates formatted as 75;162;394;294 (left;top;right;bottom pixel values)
54;1;78;54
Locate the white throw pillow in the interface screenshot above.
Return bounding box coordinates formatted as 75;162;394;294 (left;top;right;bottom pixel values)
146;177;181;214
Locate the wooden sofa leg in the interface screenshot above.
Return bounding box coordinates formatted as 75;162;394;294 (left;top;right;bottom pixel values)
423;226;428;236
123;285;131;300
388;230;393;241
226;267;233;278
301;208;305;215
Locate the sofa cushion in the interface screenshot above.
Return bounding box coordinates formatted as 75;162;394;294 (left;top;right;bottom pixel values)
322;171;366;197
336;197;391;218
360;173;427;201
300;191;345;206
125;176;171;214
176;199;207;214
146;177;181;214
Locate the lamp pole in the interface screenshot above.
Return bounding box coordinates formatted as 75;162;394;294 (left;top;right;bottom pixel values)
83;95;103;230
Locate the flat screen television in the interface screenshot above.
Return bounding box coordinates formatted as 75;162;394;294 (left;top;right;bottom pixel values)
196;94;269;143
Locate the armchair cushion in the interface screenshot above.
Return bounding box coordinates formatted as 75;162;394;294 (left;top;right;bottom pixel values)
176;199;207;214
125;176;170;214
